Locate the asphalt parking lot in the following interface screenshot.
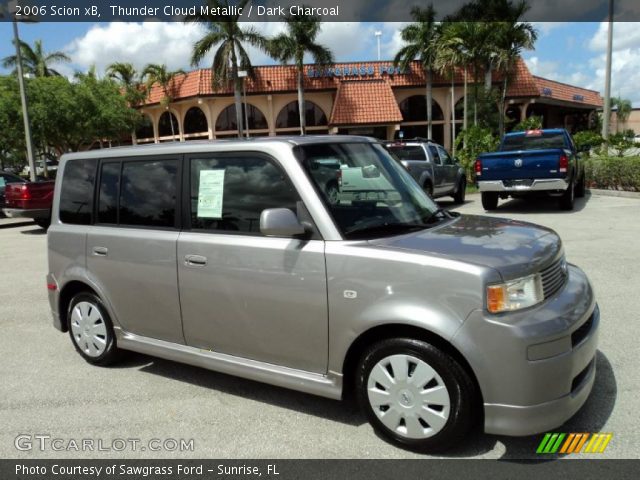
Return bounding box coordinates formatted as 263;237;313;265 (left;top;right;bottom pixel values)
0;192;638;459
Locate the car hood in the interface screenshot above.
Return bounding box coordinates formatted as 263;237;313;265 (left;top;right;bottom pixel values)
369;214;562;279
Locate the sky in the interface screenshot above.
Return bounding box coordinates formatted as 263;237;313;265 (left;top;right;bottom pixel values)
1;21;639;106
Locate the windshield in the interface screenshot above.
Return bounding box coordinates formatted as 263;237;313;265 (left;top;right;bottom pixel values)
501;132;567;151
385;145;427;161
295;142;443;239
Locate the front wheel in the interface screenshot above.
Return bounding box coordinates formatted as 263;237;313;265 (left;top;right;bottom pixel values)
356;338;476;452
481;192;499;211
68;292;121;366
453;178;466;204
575;172;586;198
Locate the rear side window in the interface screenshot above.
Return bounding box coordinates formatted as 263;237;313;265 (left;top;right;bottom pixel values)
386;146;426;161
59;159;98;225
189;155;299;234
96;158;178;228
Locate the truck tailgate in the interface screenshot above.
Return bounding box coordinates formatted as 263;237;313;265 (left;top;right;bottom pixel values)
479;149;565;181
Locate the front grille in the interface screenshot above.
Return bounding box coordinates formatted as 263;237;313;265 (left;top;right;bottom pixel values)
571;313;595;348
540;256;568;299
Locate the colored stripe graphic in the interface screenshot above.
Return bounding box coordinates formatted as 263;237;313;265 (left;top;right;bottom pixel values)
538;433;613;454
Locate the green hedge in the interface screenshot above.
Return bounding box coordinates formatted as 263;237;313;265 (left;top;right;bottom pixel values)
584;156;640;192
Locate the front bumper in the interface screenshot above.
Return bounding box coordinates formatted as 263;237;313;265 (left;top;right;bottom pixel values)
452;265;599;436
2;207;50;220
478;178;569;193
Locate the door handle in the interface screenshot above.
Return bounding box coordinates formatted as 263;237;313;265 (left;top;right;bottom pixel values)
184;254;207;266
92;246;108;256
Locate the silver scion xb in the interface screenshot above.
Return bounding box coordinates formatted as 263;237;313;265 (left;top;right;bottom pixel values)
47;136;599;452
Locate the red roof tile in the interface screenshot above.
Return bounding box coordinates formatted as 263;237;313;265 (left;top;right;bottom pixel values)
532;76;603;107
143;58;602;110
330;80;403;125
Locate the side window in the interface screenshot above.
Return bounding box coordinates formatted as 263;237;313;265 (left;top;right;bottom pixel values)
190;156;299;234
97;162;120;224
119;160;178;228
438;146;454;165
0;175;6;187
427;145;441;165
59;159;98;225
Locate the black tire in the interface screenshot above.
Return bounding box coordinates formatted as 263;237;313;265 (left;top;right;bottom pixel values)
325;181;340;205
34;217;50;230
575;172;586;198
67;292;121;366
423;181;434;198
356;338;476;453
481;192;498;211
559;181;575;210
453;178;466;204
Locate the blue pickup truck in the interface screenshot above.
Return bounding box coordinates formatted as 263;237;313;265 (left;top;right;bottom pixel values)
476;128;587;211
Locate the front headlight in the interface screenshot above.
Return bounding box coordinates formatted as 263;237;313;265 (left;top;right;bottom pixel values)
486;274;544;313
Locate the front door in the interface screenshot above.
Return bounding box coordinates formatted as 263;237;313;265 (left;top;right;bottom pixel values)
437;146;459;191
177;153;328;374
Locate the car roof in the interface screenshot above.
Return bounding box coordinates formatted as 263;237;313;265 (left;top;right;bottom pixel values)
60;135;378;161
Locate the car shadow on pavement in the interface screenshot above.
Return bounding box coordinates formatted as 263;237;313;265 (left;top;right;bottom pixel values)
0;220;34;229
441;193;591;215
440;350;616;460
133;354;367;427
21;227;46;235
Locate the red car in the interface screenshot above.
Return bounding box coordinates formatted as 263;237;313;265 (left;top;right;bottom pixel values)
2;179;55;229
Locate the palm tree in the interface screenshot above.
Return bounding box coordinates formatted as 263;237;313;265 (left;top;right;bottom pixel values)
394;5;441;139
268;13;333;135
187;0;269;138
612;97;632;132
2;39;70;77
141;63;185;138
107;62;146;106
492;21;537;136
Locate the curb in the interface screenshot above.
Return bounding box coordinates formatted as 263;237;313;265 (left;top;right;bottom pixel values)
588;189;640;199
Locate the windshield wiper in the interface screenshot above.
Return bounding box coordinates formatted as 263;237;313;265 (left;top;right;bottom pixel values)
345;223;427;239
422;208;451;224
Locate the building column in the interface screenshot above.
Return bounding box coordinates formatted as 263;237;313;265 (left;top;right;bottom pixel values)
520;100;534;122
152;110;160;144
267;95;275;136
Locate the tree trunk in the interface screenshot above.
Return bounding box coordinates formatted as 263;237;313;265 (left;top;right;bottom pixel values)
473;64;479;126
297;67;306;135
499;75;508;138
426;69;433;140
451;71;456;157
231;47;243;138
484;64;492;92
463;68;468;133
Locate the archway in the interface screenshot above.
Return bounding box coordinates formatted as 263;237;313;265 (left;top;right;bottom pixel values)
183;107;208;137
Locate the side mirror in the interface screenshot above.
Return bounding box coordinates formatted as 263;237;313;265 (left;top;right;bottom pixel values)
453;156;460;164
260;208;305;237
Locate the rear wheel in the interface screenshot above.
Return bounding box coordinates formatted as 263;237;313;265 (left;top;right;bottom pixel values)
453;178;466;204
575;172;586;198
68;292;121;366
34;217;50;230
559;181;575;210
481;192;499;211
356;338;476;452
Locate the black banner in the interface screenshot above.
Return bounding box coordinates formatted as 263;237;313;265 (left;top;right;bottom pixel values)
0;0;639;22
2;459;640;480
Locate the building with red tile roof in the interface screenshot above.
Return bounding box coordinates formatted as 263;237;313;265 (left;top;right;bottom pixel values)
133;58;603;151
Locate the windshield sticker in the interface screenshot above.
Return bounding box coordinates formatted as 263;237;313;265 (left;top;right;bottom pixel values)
197;169;225;218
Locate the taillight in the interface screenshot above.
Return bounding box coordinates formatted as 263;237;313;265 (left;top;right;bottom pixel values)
474;159;482;176
17;184;32;200
559;155;568;173
336;169;342;187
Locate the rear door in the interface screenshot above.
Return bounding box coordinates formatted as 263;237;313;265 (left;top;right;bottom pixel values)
87;156;184;344
427;145;447;194
177;152;328;374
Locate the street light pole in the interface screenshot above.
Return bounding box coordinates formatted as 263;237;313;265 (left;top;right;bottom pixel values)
12;16;38;182
374;31;382;61
601;0;614;143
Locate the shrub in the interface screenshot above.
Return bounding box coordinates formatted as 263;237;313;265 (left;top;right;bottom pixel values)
512;115;543;132
455;126;500;182
573;130;604;157
584;156;640;191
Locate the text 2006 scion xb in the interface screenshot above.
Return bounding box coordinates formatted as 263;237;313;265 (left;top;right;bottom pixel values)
47;136;598;452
